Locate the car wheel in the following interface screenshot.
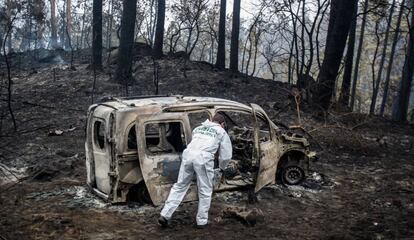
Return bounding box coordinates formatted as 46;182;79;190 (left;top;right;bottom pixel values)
127;182;152;205
281;165;304;185
137;183;152;204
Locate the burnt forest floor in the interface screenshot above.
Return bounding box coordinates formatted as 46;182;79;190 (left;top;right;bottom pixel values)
0;48;413;240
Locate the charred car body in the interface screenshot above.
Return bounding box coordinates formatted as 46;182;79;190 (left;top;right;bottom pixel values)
85;95;316;205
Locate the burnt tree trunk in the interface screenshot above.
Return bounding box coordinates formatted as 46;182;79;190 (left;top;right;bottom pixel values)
299;0;306;84
106;0;114;49
65;0;72;50
92;0;103;69
371;22;381;98
251;29;261;77
315;0;358;109
2;16;17;131
392;2;414;122
324;0;337;48
79;0;87;49
215;0;226;69
153;0;165;59
287;37;294;84
116;0;138;83
380;0;405;116
370;0;396;115
230;0;241;72
60;0;66;48
350;0;368;110
50;0;58;48
315;1;330;69
288;3;301;85
338;3;357;108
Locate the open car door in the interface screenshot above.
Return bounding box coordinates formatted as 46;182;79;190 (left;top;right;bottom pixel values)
135;112;198;206
251;104;280;192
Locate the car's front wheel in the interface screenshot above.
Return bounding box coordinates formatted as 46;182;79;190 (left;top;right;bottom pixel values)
281;165;305;185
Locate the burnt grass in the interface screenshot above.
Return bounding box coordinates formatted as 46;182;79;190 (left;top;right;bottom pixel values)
0;49;414;239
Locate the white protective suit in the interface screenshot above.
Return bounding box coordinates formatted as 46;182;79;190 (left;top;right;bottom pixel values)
160;119;232;225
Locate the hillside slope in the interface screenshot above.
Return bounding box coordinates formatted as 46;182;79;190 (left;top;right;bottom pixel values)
0;49;413;239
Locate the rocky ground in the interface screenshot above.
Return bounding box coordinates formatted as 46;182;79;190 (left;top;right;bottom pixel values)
0;48;413;239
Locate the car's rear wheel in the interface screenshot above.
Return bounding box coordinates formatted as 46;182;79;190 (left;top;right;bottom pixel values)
127;181;152;205
281;165;305;185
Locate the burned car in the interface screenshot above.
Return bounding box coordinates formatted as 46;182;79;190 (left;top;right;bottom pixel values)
85;95;316;205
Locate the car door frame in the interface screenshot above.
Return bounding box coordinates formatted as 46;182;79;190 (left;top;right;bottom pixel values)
135;112;198;206
251;103;280;192
89;107;114;196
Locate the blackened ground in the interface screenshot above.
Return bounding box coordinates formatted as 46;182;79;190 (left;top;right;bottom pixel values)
0;49;413;239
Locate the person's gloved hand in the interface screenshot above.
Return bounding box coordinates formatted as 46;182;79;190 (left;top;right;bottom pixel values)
222;161;238;179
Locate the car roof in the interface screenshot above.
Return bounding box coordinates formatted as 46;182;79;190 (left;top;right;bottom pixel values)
95;95;252;111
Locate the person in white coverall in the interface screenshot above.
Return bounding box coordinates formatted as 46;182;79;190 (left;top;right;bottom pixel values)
158;113;232;228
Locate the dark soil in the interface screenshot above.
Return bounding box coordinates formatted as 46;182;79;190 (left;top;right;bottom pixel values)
0;49;413;240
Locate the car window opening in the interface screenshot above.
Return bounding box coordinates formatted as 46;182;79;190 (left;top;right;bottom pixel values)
127;125;137;150
145;122;186;154
188;111;211;130
94;121;105;149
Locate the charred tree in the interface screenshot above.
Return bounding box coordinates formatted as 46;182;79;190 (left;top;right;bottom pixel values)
380;0;405;116
324;0;337;48
230;0;241;72
299;0;306;85
92;0;103;69
80;0;88;49
302;0;330;100
106;0;114;49
350;0;369;110
2;16;17;131
315;1;330;69
287;2;300;85
60;0;66;47
65;0;72;49
392;2;414;122
116;0;138;83
153;0;165;59
215;0;226;69
338;3;357;108
370;0;396;115
315;0;358;109
50;0;58;48
242;13;261;75
371;22;381;102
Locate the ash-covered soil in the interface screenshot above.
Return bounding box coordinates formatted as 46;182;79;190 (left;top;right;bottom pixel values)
0;48;413;239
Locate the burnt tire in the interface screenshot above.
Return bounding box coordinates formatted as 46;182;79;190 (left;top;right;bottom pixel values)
137;183;152;204
281;165;305;185
127;182;152;205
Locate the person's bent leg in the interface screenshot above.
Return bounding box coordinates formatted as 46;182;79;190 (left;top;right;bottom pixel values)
160;160;194;220
194;160;214;226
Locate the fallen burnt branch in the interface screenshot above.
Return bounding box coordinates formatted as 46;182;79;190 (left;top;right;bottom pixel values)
0;162;36;193
0;98;84;112
0;163;20;182
48;127;77;136
350;117;373;130
0;176;29;193
18;125;53;135
0;124;52;137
